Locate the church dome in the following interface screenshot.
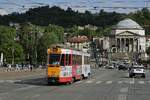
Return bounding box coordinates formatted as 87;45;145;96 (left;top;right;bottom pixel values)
115;18;143;29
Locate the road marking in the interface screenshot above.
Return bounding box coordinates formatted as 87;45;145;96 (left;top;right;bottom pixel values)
5;80;14;83
120;87;128;93
75;81;82;84
85;80;93;84
33;94;40;98
106;81;112;84
129;81;134;84
129;78;135;84
118;94;127;100
0;80;22;83
0;80;5;83
96;81;102;84
14;80;21;83
138;81;144;84
118;81;123;84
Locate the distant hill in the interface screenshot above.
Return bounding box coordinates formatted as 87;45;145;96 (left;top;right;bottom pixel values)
0;6;125;28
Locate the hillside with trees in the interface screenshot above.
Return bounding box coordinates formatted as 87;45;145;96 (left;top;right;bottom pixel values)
0;6;149;65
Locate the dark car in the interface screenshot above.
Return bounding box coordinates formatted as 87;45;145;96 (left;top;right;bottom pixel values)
118;64;128;70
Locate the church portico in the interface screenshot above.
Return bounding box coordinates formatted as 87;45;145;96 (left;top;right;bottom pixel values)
116;37;137;52
99;18;146;60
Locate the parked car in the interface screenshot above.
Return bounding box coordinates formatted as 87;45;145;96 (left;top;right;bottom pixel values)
129;65;145;78
118;64;128;70
106;64;115;69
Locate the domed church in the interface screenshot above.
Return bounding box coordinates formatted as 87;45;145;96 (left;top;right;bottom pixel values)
100;18;146;60
110;18;145;53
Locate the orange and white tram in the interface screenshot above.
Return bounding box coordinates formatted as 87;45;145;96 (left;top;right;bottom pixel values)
47;46;91;84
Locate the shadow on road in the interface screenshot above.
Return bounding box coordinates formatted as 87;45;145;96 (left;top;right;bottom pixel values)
14;77;69;86
14;77;47;86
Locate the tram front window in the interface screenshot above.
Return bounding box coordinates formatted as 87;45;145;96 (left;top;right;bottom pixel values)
49;54;60;65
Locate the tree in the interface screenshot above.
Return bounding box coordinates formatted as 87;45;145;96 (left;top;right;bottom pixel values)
19;22;42;64
37;32;59;64
0;25;23;64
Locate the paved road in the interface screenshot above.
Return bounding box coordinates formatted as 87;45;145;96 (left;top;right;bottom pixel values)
0;68;150;100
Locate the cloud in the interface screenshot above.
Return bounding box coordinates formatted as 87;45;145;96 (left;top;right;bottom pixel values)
0;9;8;15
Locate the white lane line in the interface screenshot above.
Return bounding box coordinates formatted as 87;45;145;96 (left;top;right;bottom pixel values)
129;79;135;84
129;81;134;84
118;81;123;84
5;80;14;83
138;81;144;84
118;94;127;100
85;80;93;84
14;80;22;83
0;80;5;83
14;85;39;91
33;94;40;98
96;81;102;84
75;81;83;84
120;87;128;93
106;81;112;84
0;80;21;83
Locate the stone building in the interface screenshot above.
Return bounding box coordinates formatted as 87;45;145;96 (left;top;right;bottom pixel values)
66;36;90;52
96;18;147;60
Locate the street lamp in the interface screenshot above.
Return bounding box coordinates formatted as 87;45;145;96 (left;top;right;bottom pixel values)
35;30;43;67
8;47;15;67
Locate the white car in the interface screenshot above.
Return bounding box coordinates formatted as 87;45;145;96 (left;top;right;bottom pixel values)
129;65;145;78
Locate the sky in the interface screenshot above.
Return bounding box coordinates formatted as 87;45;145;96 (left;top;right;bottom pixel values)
0;0;149;15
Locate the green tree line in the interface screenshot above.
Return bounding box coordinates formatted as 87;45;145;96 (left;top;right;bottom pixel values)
0;6;150;66
0;23;64;66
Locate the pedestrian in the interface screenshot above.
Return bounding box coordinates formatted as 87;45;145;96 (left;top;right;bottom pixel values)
8;64;11;72
30;65;33;72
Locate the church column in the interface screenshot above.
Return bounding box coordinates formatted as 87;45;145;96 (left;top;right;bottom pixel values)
120;38;122;52
137;38;139;52
133;38;136;52
115;38;117;52
116;38;120;52
131;38;133;52
122;38;125;52
129;38;131;52
124;38;126;52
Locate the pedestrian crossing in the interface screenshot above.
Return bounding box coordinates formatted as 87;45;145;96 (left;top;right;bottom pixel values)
74;80;150;85
0;80;21;83
0;79;150;85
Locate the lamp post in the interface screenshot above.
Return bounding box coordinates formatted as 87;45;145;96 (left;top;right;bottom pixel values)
8;47;15;67
35;28;43;67
12;47;14;67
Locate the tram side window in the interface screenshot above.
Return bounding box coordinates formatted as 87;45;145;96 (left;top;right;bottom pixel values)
66;54;71;65
75;55;82;65
76;55;79;64
78;55;82;65
73;55;76;65
60;54;65;66
69;54;72;65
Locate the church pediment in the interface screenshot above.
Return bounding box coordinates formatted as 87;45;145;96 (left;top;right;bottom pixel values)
116;31;140;36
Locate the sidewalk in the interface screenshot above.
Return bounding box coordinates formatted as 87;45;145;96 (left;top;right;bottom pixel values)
0;68;46;80
0;67;44;73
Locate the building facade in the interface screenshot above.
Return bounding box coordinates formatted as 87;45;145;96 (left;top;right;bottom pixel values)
66;36;90;52
97;18;147;60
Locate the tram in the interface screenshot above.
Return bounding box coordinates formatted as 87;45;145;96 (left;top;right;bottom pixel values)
47;46;91;84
